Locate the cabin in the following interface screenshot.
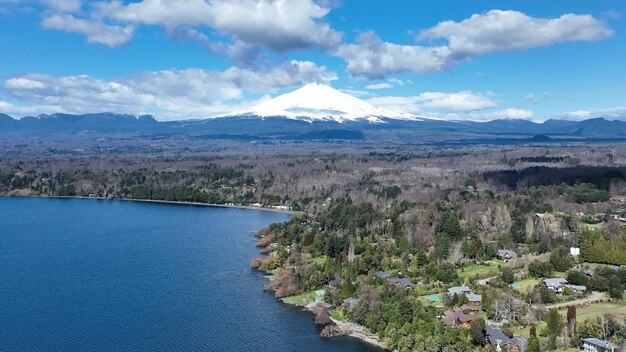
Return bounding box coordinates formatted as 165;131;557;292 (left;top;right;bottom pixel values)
485;326;526;352
543;278;569;292
496;249;518;261
466;293;482;305
581;337;622;352
375;271;390;279
447;286;472;297
328;278;343;288
342;298;360;312
442;308;475;328
387;277;420;289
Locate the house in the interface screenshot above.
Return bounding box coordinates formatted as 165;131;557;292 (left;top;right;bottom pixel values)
582;337;622;352
565;284;587;293
543;278;569;292
497;249;518;261
485;326;526;352
447;286;472;296
466;293;482;305
460;304;480;313
375;271;390;279
328;278;343;288
387;277;420;289
442;308;475;328
571;267;594;277
342;298;360;312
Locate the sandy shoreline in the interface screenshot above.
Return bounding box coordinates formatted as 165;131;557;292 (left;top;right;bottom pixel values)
1;194;303;216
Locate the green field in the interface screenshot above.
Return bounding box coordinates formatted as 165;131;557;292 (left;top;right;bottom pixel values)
312;255;328;266
572;302;626;320
458;261;502;279
512;302;626;338
511;278;540;292
282;290;324;306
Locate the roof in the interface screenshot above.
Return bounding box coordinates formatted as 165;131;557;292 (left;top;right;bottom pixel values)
497;249;518;259
442;309;475;326
328;278;343;287
466;293;482;302
447;286;471;296
387;277;417;289
485;326;510;346
582;337;621;350
375;271;390;279
565;284;587;292
543;278;568;287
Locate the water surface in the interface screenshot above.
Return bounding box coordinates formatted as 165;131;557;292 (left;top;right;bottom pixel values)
0;197;380;351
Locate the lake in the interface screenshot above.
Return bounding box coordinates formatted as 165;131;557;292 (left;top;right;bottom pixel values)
0;197;381;352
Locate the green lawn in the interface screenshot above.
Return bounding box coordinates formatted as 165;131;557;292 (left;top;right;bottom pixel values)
282;290;324;306
571;302;626;320
585;222;604;231
511;278;540;293
312;255;328;266
458;262;501;279
330;309;346;322
512;302;626;338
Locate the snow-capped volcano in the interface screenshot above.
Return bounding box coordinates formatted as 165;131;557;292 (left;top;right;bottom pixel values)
225;83;419;123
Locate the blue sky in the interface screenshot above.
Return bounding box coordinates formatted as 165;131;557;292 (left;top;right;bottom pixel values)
0;0;624;121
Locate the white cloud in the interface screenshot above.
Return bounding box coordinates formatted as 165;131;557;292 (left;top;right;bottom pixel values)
64;0;342;52
366;91;498;114
1;60;336;120
338;10;612;79
42;14;134;47
39;0;81;12
418;10;613;56
336;31;453;79
366;83;392;90
555;107;626;120
472;108;535;121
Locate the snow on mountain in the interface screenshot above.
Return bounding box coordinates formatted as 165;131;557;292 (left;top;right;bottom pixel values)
224;83;420;123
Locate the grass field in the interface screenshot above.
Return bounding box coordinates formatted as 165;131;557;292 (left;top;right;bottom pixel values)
282;290;324;306
312;255;328;266
511;278;540;292
512;302;626;338
458;261;502;279
572;302;626;320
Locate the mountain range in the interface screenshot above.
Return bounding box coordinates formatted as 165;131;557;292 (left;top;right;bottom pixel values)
2;84;626;144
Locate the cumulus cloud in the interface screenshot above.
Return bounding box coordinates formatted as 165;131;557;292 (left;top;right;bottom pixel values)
40;0;341;53
367;91;498;114
336;31;453;79
1;60;337;120
42;14;134;47
418;10;612;56
338;10;612;79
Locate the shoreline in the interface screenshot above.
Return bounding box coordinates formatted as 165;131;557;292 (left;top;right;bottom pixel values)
0;194;303;216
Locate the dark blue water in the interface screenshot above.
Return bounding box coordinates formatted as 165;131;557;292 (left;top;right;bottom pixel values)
0;197;380;352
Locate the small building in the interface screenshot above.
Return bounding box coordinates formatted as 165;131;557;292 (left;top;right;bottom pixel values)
582;337;622;352
485;326;526;352
466;293;482;304
342;298;360;312
442;308;475;328
328;278;343;288
375;271;390;279
496;249;518;261
447;286;472;297
565;284;587;293
387;277;420;290
543;278;569;292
